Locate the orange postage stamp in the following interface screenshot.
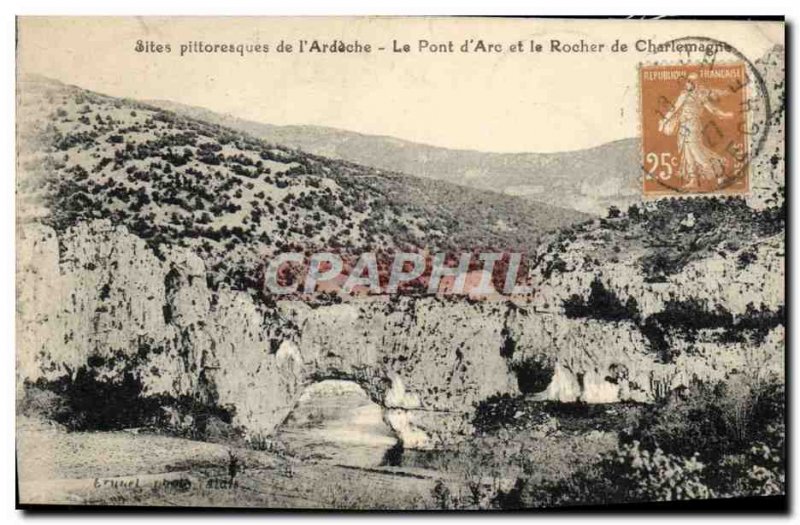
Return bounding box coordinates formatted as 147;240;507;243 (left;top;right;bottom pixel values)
640;62;749;196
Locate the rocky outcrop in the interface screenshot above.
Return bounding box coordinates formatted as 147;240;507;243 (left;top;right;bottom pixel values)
17;220;784;448
528;228;784;318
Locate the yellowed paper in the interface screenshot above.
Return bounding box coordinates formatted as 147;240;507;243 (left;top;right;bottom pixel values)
16;16;785;509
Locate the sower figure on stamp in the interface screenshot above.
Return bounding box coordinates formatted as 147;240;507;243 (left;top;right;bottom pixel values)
658;72;734;189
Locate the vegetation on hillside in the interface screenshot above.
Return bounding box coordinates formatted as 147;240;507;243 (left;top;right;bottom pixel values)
18;76;586;300
415;373;784;509
503;376;785;508
534;195;784;284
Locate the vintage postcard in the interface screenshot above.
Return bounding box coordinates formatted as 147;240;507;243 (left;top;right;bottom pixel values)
15;17;785;510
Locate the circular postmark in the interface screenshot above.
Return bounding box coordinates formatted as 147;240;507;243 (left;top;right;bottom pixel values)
638;35;771;196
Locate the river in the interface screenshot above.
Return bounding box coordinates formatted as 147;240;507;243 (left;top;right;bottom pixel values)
273;380;399;468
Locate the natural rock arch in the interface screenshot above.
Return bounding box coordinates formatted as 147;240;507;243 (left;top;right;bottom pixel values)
216;338;480;450
17;221;785;450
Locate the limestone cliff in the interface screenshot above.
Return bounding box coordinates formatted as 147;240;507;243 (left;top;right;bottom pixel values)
17;219;784;448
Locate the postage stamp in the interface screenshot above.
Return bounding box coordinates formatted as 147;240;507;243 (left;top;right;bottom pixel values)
640;62;750;196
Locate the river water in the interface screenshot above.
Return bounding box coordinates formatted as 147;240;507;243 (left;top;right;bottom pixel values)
273;380;399;467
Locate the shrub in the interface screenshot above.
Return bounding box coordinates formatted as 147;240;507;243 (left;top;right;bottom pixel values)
500;376;785;508
650;298;733;336
472;394;554;434
708;422;785;498
625;377;783;463
508;441;712;508
511;355;555;394
624;381;734;462
28;360;235;440
562;277;640;322
31;366;157;430
430;480;454;509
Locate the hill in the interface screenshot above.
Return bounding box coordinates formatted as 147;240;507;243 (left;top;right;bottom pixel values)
16;76;588;296
149;99;641;216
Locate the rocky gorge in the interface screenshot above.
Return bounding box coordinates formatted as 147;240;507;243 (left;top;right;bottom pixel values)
17;213;784;449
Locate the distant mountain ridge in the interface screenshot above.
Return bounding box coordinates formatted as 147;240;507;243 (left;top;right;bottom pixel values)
150;44;786;217
149;99;642;216
17;76;589;296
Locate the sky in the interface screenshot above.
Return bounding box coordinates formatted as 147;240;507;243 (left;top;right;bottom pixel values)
18;17;783;153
